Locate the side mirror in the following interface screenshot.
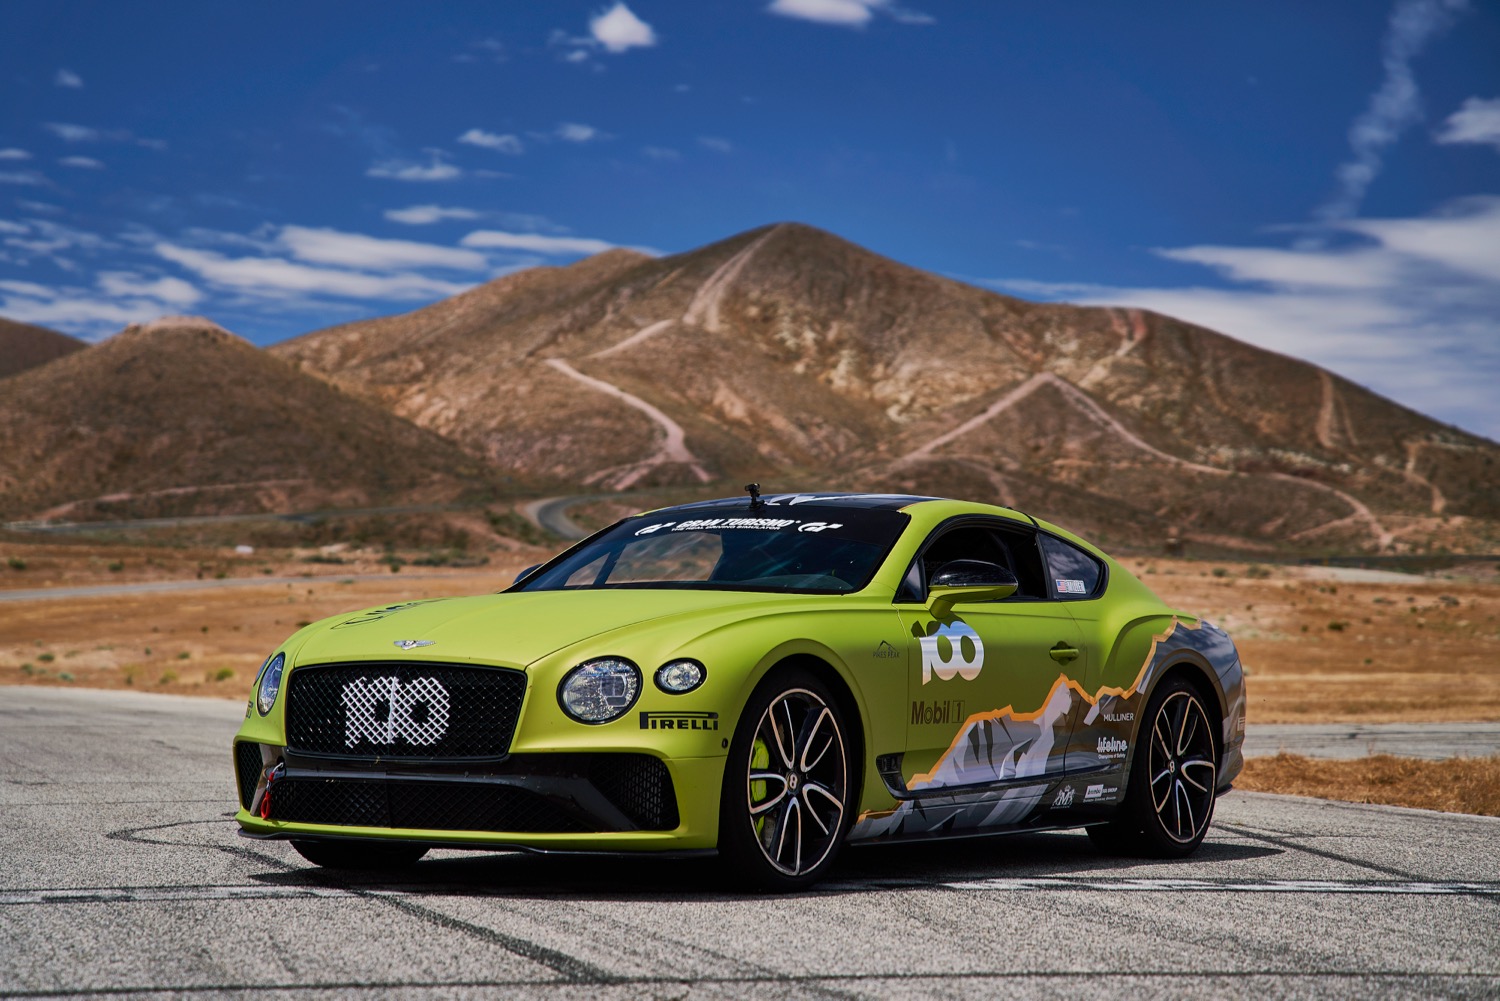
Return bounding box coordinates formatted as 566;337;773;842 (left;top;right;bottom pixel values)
514;564;541;584
928;560;1018;616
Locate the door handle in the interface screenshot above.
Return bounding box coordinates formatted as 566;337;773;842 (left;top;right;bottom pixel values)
1049;642;1080;665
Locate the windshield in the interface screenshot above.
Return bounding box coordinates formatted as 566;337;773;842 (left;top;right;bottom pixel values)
515;507;910;594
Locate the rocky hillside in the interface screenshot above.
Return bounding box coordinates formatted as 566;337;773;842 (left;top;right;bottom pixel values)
273;224;1500;554
0;316;497;521
0;317;86;379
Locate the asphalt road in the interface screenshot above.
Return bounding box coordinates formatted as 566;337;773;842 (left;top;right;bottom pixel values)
1243;722;1500;760
4;687;1498;1000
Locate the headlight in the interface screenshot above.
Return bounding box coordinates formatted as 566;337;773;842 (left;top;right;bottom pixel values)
256;653;285;716
558;657;641;724
655;659;705;694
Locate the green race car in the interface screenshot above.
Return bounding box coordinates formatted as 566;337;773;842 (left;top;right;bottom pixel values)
233;492;1246;890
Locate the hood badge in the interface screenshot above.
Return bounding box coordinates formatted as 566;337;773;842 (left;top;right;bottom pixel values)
393;639;436;651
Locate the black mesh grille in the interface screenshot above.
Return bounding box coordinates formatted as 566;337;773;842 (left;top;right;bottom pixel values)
234;741;263;809
266;777;588;833
285;662;526;758
590;754;678;830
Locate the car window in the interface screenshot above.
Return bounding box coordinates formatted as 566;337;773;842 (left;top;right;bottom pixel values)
608;532;723;584
903;521;1048;601
1038;534;1105;598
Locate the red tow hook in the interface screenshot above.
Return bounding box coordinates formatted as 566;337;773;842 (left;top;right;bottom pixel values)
258;762;286;820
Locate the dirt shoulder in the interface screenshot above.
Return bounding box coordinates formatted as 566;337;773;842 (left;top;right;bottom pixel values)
1236;753;1500;818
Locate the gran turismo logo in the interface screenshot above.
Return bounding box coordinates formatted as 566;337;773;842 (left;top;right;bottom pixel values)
342;676;450;747
915;620;984;685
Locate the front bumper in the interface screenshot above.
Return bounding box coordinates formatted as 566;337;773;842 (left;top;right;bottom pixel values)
233;741;725;853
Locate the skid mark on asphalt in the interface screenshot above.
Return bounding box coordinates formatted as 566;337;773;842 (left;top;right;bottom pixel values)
3;971;1498;999
1214;822;1427;881
95;820;858;999
104;820;616;985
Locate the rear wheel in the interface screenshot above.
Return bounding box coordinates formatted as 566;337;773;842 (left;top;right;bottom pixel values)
719;670;853;891
290;839;429;870
1087;676;1218;858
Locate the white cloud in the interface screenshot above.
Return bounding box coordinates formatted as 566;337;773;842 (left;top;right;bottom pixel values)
0;172;45;186
1318;0;1469;220
277;225;487;271
589;3;657;52
642;146;681;161
555;122;605;143
1436;96;1500;151
366;157;462;182
767;0;933;26
698;136;734;154
0;148;32;160
985;195;1500;441
0;221;27;235
457;128;524;154
384;204;481;225
0;270;205;335
59;155;104;170
155;242;473;301
54;68;83;88
97;271;202;305
460;229;621;255
43;122;102;142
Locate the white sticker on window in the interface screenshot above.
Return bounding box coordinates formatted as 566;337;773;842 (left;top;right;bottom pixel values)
1056;579;1087;594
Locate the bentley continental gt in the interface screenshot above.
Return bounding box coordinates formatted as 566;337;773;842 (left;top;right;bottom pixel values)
233;492;1246;890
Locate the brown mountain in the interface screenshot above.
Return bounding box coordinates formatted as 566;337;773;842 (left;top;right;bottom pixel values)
0;316;86;379
273;223;1500;555
0;316;495;521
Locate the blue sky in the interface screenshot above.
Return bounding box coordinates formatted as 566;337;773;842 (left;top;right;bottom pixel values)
2;0;1497;438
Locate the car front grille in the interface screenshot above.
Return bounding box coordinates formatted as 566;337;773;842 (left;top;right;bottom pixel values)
266;777;590;834
285;662;526;759
234;741;263;809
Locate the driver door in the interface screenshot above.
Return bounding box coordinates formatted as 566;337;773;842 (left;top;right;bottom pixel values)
897;521;1089;792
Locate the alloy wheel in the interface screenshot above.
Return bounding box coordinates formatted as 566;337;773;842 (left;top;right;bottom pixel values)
1147;690;1217;844
745;687;847;876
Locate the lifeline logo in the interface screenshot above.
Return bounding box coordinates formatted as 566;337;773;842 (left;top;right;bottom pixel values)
640;711;719;731
910;699;967;726
1097;736;1128;756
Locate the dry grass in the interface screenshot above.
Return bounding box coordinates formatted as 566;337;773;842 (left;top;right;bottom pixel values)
1239;752;1500;817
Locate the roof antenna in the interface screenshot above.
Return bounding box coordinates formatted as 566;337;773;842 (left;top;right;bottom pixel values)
745;482;763;510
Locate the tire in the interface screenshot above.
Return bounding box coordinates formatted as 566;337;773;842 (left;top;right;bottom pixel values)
290;839;429;870
718;669;854;892
1087;675;1219;858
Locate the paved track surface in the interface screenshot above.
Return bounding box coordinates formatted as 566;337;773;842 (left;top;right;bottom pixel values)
4;687;1498;1000
1243;722;1500;760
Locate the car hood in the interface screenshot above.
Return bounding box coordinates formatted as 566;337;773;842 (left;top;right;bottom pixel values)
288;588;797;668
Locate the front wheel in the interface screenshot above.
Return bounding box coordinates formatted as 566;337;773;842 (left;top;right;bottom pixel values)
291;839;429;870
719;671;853;892
1088;676;1219;858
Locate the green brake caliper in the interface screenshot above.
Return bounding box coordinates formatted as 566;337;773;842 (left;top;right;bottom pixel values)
750;738;770;838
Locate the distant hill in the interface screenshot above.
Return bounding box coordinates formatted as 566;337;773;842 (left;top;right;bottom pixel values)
0;316;497;521
0;316;86;379
273;223;1500;555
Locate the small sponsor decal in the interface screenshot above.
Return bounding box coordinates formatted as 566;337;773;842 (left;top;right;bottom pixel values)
873;640;901;659
797;521;844;533
672;517;798;532
1052;786;1076;809
914;619;985;685
1097;736;1128;757
640;711;720;731
634;522;674;535
1103;711;1134;723
910;699;967;726
333;601;429;629
1084;783;1119;802
1055;579;1087;594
